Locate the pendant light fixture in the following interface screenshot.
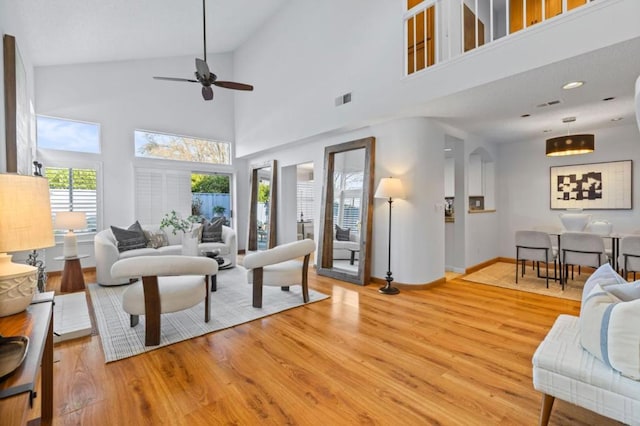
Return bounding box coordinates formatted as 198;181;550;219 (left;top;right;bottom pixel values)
545;117;594;157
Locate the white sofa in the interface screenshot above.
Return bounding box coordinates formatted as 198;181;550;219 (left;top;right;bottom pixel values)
333;232;360;261
95;224;236;286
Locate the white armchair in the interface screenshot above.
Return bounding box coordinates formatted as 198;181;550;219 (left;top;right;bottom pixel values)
111;255;218;346
243;239;315;308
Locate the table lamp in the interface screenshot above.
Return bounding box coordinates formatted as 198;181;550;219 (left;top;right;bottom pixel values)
0;174;55;317
54;211;87;258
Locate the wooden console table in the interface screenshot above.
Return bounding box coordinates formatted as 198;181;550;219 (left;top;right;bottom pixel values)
0;292;54;425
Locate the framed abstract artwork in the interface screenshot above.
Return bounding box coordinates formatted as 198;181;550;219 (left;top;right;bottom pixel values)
550;160;632;210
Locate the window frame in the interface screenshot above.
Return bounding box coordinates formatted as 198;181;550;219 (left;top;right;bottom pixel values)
134;129;233;166
36;114;102;154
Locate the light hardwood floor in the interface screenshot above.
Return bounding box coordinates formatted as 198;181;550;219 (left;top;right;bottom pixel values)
42;268;621;425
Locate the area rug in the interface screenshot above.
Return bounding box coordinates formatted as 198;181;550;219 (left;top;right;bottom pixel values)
461;262;588;301
88;266;329;362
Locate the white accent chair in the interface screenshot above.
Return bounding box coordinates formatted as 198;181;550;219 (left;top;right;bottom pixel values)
111;255;218;346
618;235;640;281
559;232;609;289
515;230;558;288
533;314;640;425
243;239;315;308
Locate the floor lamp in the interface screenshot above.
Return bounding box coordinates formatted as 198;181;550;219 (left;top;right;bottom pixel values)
374;177;404;295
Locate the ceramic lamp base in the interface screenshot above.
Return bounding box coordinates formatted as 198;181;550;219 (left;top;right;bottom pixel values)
0;254;37;317
63;231;78;258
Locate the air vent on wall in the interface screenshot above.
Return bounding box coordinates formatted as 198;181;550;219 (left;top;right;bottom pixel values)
335;92;352;106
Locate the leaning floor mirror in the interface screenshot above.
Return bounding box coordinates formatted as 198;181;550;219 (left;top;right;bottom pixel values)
248;160;277;251
317;137;374;285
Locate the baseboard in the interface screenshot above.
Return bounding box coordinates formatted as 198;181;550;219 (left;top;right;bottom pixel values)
464;258;502;274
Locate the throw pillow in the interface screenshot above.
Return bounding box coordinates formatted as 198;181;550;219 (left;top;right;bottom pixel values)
144;229;169;249
111;221;148;252
603;280;640;302
580;263;626;304
201;218;224;243
336;225;350;241
580;282;640;380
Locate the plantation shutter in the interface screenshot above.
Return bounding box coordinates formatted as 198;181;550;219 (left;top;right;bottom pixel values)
134;168;191;224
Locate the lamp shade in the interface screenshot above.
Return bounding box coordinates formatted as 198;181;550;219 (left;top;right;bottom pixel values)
0;174;55;253
0;174;55;316
546;134;595;156
54;211;87;230
375;177;405;200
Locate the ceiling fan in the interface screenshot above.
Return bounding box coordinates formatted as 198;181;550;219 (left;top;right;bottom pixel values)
153;0;254;101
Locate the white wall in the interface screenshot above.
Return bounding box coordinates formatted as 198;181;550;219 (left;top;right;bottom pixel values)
496;123;640;259
34;54;244;270
245;116;449;285
233;0;640;157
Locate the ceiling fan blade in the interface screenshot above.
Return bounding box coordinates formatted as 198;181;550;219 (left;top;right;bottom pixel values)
202;86;214;101
195;58;210;80
153;76;199;83
213;81;254;91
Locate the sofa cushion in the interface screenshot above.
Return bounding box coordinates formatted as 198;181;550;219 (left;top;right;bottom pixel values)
201;218;224;243
119;247;158;258
580;281;640;380
336;225;350;241
144;229;169;249
111;221;148;252
156;245;182;255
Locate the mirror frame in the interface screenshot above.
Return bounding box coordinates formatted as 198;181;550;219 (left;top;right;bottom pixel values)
247;160;277;251
317;137;375;285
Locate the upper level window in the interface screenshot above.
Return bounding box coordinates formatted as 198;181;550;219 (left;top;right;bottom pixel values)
135;130;231;165
36;116;100;154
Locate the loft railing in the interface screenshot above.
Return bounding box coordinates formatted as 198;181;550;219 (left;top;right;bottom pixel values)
404;0;594;77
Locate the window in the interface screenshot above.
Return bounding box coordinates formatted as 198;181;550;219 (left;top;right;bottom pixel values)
134;130;231;165
36;116;100;153
192;173;232;225
333;171;363;231
405;0;436;75
45;167;98;233
296;180;314;222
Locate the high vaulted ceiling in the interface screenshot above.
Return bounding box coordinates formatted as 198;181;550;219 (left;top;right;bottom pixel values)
5;0;288;66
4;0;640;147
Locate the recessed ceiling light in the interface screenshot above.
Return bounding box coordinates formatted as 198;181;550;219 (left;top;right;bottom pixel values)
603;97;616;101
444;148;452;152
521;113;531;118
562;81;584;90
611;117;624;122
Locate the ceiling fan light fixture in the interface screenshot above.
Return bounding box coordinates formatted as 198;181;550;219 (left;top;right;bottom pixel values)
545;134;595;156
